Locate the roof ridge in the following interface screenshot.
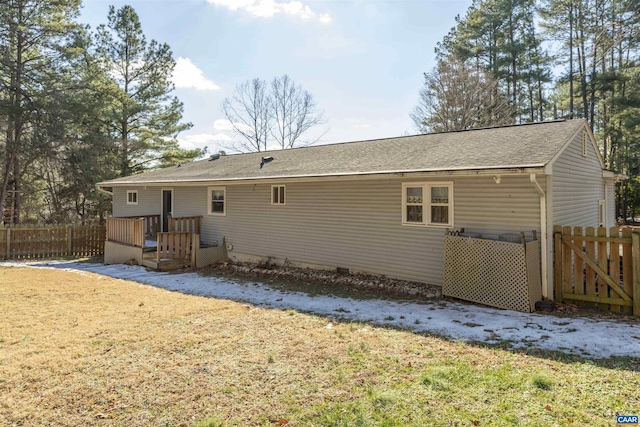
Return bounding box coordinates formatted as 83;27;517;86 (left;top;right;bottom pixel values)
208;119;578;160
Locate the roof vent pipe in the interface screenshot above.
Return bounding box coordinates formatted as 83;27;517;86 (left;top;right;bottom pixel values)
260;156;274;169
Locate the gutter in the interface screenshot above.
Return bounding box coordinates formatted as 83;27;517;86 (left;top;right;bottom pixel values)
602;170;629;182
97;166;547;187
530;173;549;300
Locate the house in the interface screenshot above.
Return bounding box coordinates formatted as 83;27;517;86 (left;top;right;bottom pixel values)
97;119;624;300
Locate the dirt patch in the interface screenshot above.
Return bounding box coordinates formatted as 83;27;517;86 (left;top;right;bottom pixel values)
200;259;442;301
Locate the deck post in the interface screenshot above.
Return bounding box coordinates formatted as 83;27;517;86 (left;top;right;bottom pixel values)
192;233;199;267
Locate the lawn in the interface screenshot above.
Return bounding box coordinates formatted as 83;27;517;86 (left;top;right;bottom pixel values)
0;266;638;426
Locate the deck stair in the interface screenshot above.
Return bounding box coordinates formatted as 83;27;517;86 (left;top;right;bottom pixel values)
141;231;194;271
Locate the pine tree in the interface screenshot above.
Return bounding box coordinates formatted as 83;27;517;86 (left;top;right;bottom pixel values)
95;5;198;176
0;0;82;223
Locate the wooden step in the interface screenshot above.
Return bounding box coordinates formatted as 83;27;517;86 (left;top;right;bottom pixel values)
142;258;189;271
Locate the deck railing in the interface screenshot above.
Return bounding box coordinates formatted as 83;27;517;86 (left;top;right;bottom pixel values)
123;214;160;238
168;216;201;234
106;217;145;248
156;232;192;263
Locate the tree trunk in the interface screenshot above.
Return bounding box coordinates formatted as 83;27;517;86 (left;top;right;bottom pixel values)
569;2;574;118
12;158;20;224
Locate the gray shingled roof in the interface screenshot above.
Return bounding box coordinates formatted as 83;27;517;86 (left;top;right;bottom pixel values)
99;119;586;186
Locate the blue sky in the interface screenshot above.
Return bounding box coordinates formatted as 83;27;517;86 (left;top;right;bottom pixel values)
81;0;473;153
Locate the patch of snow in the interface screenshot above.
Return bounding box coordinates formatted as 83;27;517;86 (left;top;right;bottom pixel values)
2;261;639;359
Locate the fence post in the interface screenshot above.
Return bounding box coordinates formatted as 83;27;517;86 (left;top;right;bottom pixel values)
633;231;640;316
67;226;73;256
6;227;10;260
553;225;562;301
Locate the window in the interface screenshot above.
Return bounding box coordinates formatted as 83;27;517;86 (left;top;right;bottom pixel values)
208;186;226;216
126;190;138;205
271;185;286;205
402;182;453;227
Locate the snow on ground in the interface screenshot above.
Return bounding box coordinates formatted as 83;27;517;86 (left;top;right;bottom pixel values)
3;261;639;359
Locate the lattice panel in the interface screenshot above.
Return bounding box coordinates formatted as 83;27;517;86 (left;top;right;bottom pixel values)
443;236;541;312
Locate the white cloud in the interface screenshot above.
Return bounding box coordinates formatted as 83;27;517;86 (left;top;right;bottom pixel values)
178;133;231;150
208;0;331;24
172;57;220;91
318;13;332;24
213;119;252;133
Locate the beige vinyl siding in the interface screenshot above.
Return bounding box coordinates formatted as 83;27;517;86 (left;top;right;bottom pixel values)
552;128;605;227
180;175;541;285
173;186;208;218
455;175;542;236
606;182;616;227
112;187;161;217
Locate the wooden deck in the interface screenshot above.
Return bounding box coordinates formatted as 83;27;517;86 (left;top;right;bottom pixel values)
107;215;202;271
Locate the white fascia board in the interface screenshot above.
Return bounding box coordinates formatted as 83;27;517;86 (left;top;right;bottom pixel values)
100;166;546;188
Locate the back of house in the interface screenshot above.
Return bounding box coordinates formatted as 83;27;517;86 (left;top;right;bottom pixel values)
98;119;620;300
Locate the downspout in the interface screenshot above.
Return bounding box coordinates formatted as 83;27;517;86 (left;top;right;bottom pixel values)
529;173;549;299
96;185;113;196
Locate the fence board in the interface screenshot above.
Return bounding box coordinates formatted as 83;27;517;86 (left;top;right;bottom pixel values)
597;227;608;311
609;227;621;313
633;232;640;316
573;227;584;302
562;226;573;304
622;228;633;314
555;225;638;316
584;227;597;309
0;225;105;260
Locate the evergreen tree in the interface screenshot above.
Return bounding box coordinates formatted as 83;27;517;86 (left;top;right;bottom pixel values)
0;0;82;223
95;5;199;177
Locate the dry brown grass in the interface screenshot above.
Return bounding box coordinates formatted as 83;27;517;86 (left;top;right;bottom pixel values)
1;266;638;426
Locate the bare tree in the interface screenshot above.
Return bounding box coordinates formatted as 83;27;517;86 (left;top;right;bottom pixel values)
221;78;271;152
271;75;326;149
411;60;514;133
221;75;326;152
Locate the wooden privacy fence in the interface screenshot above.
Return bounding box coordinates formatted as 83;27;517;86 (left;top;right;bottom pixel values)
554;225;640;315
0;225;105;260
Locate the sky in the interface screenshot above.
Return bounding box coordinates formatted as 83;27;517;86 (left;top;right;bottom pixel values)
80;0;473;153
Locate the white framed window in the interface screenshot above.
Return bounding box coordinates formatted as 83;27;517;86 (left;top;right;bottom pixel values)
126;190;138;205
402;182;453;227
208;186;226;216
271;185;286;205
